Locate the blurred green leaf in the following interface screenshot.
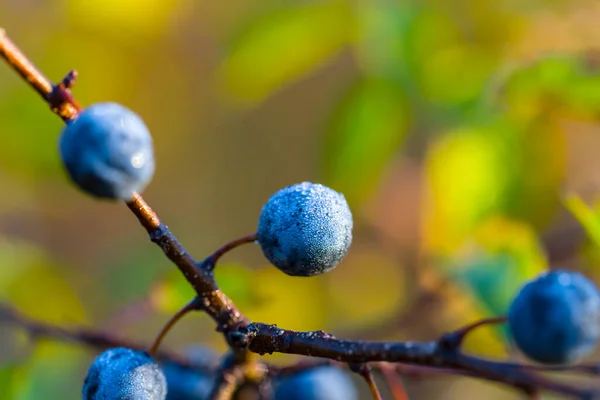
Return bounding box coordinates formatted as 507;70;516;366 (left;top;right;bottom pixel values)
0;365;16;399
218;1;352;106
323;78;410;207
564;193;600;249
0;89;63;181
214;263;257;305
11;341;87;400
504;119;564;228
0;238;87;324
66;0;190;43
352;2;417;82
102;245;168;305
423;117;517;253
500;56;600;120
445;217;548;336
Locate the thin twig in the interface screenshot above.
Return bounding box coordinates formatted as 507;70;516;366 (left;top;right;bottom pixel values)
380;364;410;400
0;304;187;365
208;352;268;400
358;365;383;400
202;233;258;271
149;297;201;356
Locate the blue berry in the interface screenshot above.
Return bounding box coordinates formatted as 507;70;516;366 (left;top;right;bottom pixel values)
257;182;353;277
162;362;214;400
59;102;155;200
83;347;167;399
162;346;219;400
273;367;358;400
508;269;600;364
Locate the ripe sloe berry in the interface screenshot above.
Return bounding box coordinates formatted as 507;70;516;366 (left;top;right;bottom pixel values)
257;182;353;277
273;366;358;400
82;347;167;399
508;269;600;364
59;102;155;200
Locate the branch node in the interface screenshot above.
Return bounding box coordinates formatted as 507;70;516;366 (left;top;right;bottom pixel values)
60;70;78;89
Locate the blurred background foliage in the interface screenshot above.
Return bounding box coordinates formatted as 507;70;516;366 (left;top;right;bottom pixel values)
2;0;600;398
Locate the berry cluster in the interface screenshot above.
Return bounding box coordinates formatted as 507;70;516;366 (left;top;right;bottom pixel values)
60;102;600;398
59;103;357;398
4;27;600;398
84;347;357;400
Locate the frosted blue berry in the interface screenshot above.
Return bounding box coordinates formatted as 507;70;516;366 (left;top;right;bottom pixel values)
83;347;167;399
257;182;353;277
273;367;358;400
508;269;600;364
59;102;155;200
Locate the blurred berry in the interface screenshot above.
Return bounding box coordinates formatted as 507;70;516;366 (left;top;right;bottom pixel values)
508;269;600;364
59;102;155;200
273;367;358;400
82;347;167;399
162;346;219;400
257;182;353;276
162;362;214;400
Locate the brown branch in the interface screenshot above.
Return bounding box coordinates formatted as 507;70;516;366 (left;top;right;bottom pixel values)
0;30;79;120
231;323;599;398
126;195;249;331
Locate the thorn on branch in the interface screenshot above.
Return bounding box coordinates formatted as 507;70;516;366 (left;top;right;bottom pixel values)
60;70;78;89
438;316;507;350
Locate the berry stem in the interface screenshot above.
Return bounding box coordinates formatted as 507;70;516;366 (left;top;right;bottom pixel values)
359;366;383;400
201;233;258;271
148;297;201;356
207;353;266;400
380;364;410;400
